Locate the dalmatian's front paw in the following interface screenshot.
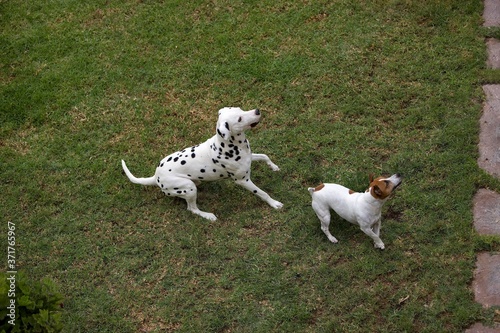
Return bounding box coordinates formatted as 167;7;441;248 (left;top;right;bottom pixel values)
269;163;280;172
204;213;217;221
270;200;283;209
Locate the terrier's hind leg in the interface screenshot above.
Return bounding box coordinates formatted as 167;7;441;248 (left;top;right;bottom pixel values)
312;202;338;243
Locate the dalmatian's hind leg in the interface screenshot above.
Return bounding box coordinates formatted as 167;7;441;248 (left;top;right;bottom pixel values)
162;179;217;221
184;190;217;221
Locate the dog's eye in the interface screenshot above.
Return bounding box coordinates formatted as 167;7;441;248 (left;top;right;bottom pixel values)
238;117;242;122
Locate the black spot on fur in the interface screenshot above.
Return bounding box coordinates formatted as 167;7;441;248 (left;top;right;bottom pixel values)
191;153;196;158
200;169;206;173
181;160;187;165
224;122;229;130
173;157;179;162
167;157;172;162
235;156;241;162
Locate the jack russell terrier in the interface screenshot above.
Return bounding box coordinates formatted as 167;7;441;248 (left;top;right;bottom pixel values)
308;174;402;249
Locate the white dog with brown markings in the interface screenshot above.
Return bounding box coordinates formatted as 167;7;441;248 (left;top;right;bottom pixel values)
308;174;402;249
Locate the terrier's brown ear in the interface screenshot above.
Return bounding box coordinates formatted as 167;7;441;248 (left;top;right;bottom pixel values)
369;173;374;183
373;185;383;198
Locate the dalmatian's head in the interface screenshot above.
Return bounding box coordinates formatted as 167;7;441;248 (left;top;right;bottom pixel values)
216;107;261;140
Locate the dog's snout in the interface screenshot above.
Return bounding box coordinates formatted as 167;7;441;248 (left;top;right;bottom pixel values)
255;109;260;115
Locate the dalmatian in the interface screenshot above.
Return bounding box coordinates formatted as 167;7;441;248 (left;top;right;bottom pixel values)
121;107;283;221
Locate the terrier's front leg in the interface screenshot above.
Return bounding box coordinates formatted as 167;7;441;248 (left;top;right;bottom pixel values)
372;220;382;237
360;226;385;250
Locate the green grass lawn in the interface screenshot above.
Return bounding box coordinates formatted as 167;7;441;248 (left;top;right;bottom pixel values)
2;0;500;332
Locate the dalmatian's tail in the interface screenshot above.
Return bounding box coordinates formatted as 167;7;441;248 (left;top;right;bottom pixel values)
121;160;157;186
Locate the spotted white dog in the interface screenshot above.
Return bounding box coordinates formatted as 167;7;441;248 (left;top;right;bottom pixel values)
122;107;283;220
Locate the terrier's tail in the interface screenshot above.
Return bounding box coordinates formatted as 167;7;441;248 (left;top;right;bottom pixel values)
121;160;157;186
308;184;324;195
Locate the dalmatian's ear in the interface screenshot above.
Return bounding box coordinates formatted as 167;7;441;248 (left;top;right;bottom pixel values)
217;120;230;139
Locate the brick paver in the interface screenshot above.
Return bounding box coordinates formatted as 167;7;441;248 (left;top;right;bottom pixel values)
466;322;500;333
474;189;500;235
472;253;500;308
484;0;500;26
487;38;500;69
472;3;500;331
478;85;500;178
